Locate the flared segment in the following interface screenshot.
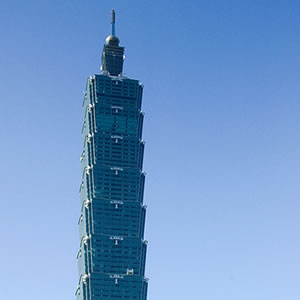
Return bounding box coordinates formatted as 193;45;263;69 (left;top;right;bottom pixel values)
76;273;148;300
77;234;147;275
93;167;145;202
78;200;146;239
94;104;144;138
94;76;143;110
93;134;145;168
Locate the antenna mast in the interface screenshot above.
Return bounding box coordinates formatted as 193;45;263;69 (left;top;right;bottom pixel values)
111;9;116;36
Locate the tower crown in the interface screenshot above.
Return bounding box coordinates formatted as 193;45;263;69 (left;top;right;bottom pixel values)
101;10;124;76
105;35;120;46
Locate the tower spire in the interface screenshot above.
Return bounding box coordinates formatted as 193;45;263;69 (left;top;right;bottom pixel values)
111;9;116;36
102;10;124;76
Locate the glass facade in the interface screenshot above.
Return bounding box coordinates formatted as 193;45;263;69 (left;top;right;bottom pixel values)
75;11;148;300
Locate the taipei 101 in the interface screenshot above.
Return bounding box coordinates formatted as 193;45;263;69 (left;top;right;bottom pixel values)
1;2;300;300
76;10;149;299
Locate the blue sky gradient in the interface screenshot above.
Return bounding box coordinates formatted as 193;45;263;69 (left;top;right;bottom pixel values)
0;1;300;299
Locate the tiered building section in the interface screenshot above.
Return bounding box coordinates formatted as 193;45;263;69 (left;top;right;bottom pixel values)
75;10;148;300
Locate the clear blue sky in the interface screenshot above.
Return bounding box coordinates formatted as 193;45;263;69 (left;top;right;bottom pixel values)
1;1;300;299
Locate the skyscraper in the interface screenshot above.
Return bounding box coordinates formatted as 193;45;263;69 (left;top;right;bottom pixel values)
75;10;148;300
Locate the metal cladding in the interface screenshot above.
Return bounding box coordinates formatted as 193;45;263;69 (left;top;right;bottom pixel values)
76;11;148;300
